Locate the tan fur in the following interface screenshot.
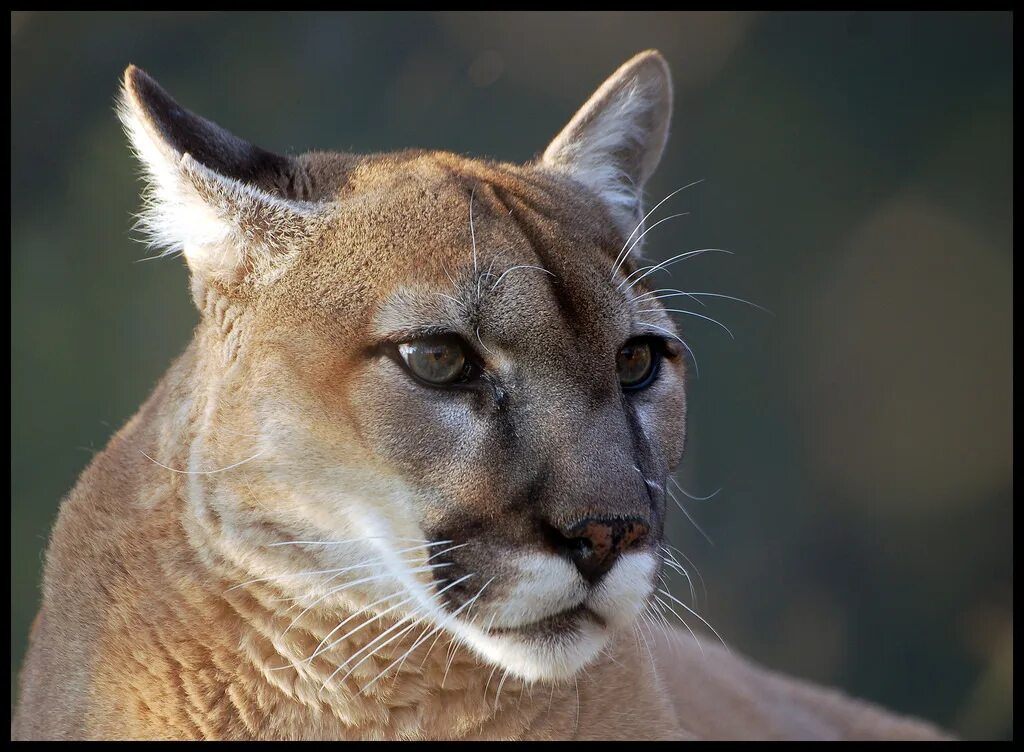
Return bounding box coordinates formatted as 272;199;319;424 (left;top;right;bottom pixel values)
12;52;950;740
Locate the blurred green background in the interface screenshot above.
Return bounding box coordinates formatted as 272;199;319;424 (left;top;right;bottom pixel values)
10;12;1012;739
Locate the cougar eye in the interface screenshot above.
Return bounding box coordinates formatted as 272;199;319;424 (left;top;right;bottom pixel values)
398;335;472;386
617;338;661;390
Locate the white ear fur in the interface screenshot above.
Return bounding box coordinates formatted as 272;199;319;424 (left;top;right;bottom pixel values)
541;50;673;240
117;67;321;284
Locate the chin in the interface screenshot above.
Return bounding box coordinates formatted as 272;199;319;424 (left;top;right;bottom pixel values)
456;550;658;682
465;608;613;682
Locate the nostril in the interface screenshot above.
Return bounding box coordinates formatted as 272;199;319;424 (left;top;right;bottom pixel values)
541;521;583;556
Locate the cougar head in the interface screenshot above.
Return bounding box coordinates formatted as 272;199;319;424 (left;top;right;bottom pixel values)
119;50;686;683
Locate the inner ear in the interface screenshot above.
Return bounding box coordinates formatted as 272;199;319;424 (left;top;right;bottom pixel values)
124;65;301;198
540;51;673;240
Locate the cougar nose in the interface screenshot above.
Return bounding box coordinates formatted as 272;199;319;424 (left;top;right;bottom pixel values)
550;518;650;583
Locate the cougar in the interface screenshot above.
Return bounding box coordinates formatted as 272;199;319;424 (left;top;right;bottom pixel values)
12;51;949;740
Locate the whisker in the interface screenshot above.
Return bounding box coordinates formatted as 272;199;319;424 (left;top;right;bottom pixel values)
657;587;729;653
274;564;449;633
489;264;555;291
434;291;469;312
659;553;697;607
647;291;773;315
611;212;690;279
573;676;581;737
339;574;477;692
666;485;715;546
479;247;512;297
653;593;705;658
609;179;705;279
138;448;264;475
292;591;414;668
661;542;708;604
469;187;478;285
620;248;734;292
268;537;436;548
440;258;460;294
275;561;391;626
230;539;451;592
361;575;489;694
670;477;722;502
637;307;735;340
494;667;512;712
279;563;422;638
484;661;501;699
631;287;707;307
440;636;462;690
475;324;495;357
323;615;425;694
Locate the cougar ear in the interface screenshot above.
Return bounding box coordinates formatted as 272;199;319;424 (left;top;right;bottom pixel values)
541;50;673;241
117;65;321;285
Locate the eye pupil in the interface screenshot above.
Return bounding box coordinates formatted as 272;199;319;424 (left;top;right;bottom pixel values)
398;337;468;385
617;340;657;389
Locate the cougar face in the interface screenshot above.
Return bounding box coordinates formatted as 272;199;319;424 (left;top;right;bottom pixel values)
119;51;683;682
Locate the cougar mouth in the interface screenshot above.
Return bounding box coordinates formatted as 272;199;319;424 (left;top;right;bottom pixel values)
487;603;607;636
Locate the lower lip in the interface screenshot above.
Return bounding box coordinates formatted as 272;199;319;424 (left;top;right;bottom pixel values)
490;605;607;636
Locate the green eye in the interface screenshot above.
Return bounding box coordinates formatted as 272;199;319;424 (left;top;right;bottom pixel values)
617;339;658;390
398;336;470;386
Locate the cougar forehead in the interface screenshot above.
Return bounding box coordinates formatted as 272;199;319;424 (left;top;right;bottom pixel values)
272;151;626;335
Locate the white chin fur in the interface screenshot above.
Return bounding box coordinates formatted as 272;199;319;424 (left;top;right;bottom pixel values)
468;616;610;682
472;552;657;681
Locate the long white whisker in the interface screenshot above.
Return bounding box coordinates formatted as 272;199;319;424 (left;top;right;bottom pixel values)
469;187;478;283
268;537;437;548
437;575;495;691
277;563;449;631
659;553;697;606
489;264;555;291
666;485;715;546
649;291;773;314
609;179;705;279
657;587;729;653
434;291;469;311
631;287;707;307
228;545;451;592
138;448;264;475
653;593;705;658
494;667;512;712
335;573;475;689
272;563;453;607
277;561;394;630
610;212;690;279
661;542;708;604
294;592;415;668
358;575;486;694
441;636;462;690
670;477;722;502
637;307;735;340
419;574;495;672
323;615;424;693
620;248;734;292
